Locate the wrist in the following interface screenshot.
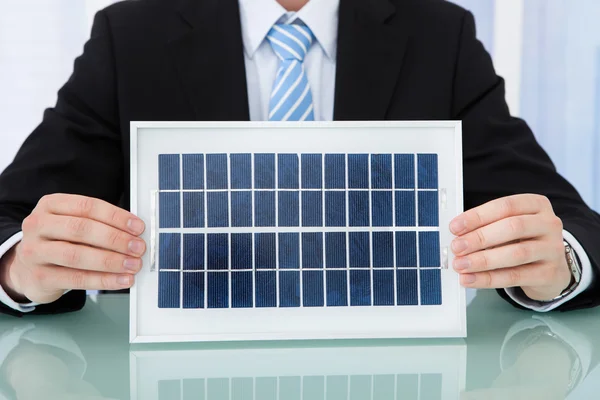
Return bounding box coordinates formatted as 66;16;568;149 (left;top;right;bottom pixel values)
0;245;28;303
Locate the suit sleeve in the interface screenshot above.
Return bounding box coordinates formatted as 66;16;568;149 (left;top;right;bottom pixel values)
0;10;123;316
452;11;600;311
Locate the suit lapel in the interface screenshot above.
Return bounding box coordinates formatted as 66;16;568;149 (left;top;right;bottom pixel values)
168;0;250;121
334;0;409;121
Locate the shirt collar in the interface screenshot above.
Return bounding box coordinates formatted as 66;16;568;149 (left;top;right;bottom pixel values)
239;0;339;61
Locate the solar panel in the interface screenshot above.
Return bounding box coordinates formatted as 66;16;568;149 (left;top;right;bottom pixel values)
157;152;442;309
130;121;465;342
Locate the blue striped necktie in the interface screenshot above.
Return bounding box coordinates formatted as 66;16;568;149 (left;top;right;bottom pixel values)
266;24;316;121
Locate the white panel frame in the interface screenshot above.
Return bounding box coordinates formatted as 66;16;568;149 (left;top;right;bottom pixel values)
130;121;465;343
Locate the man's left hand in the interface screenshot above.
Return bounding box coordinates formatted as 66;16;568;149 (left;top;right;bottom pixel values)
450;194;572;301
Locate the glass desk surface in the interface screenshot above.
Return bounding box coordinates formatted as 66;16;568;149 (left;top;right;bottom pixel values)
0;290;598;400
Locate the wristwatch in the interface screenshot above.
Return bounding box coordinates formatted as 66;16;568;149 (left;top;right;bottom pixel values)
547;241;582;302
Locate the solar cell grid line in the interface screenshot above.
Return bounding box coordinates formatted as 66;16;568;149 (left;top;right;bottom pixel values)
228;154;232;309
345;153;351;308
322;153;327;307
414;153;421;305
179;154;184;309
299;153;304;307
204;155;208;309
251;154;256;309
275;153;279;308
391;154;398;306
368;154;374;307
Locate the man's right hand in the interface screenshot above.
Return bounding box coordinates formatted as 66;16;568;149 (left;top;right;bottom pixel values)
0;194;146;304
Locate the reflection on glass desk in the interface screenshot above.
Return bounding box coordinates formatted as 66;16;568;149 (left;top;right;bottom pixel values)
0;290;598;399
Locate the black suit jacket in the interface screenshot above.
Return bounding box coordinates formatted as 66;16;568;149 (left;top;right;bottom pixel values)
1;0;599;316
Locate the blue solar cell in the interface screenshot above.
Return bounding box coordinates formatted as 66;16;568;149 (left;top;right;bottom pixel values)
183;272;204;308
418;154;438;189
326;270;348;306
206;154;228;190
255;154;276;189
230;153;252;189
278;154;299;189
183;234;203;270
183;192;204;228
395;191;415;227
396;269;418;305
348;191;369;226
279;233;300;269
303;377;325;400
325;154;345;189
394;154;415;189
396;375;418;398
373;270;394;306
279;271;300;307
302;232;323;269
278;191;299;226
371;154;392;189
350;270;371;306
373;231;393;268
255;233;276;269
301;154;322;189
418;191;439;227
256;378;277;400
421;269;442;305
207;379;229;400
207;192;229;227
207;272;228;308
207;234;228;270
159;192;180;228
396;232;417;267
231;191;252;227
302;270;324;307
419;232;440;268
158;272;180;308
301;191;322;227
255;271;277;307
159;233;180;270
159;154;180;190
325;191;346;226
348;154;369;189
372;191;393;227
182;154;204;190
349;232;369;268
372;376;394;400
325;232;346;268
231;233;252;270
280;377;301;400
232;271;253;308
326;376;348;400
254;191;276;227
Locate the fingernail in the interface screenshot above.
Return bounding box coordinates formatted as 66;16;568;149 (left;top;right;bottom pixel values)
454;258;471;271
124;258;142;272
117;275;133;287
128;240;145;256
462;274;476;285
127;218;145;235
452;239;468;254
450;219;467;235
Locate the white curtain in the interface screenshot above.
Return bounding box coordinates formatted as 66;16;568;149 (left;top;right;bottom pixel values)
451;0;600;212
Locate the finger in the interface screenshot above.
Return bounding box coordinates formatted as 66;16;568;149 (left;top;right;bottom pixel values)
450;194;552;235
459;262;551;289
38;264;135;291
33;241;143;274
453;240;550;273
39;194;145;236
37;215;146;257
451;215;550;256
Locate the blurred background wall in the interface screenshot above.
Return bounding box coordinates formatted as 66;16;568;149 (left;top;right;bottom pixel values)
1;0;599;212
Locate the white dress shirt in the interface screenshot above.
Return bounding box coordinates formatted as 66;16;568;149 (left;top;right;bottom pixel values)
0;0;593;313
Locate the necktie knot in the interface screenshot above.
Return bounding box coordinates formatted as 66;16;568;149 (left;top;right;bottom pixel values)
267;24;315;61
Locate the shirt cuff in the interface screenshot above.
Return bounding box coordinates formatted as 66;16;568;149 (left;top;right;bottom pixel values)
0;232;39;313
504;230;593;312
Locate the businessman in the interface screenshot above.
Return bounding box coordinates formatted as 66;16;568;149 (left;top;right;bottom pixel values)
1;0;599;316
